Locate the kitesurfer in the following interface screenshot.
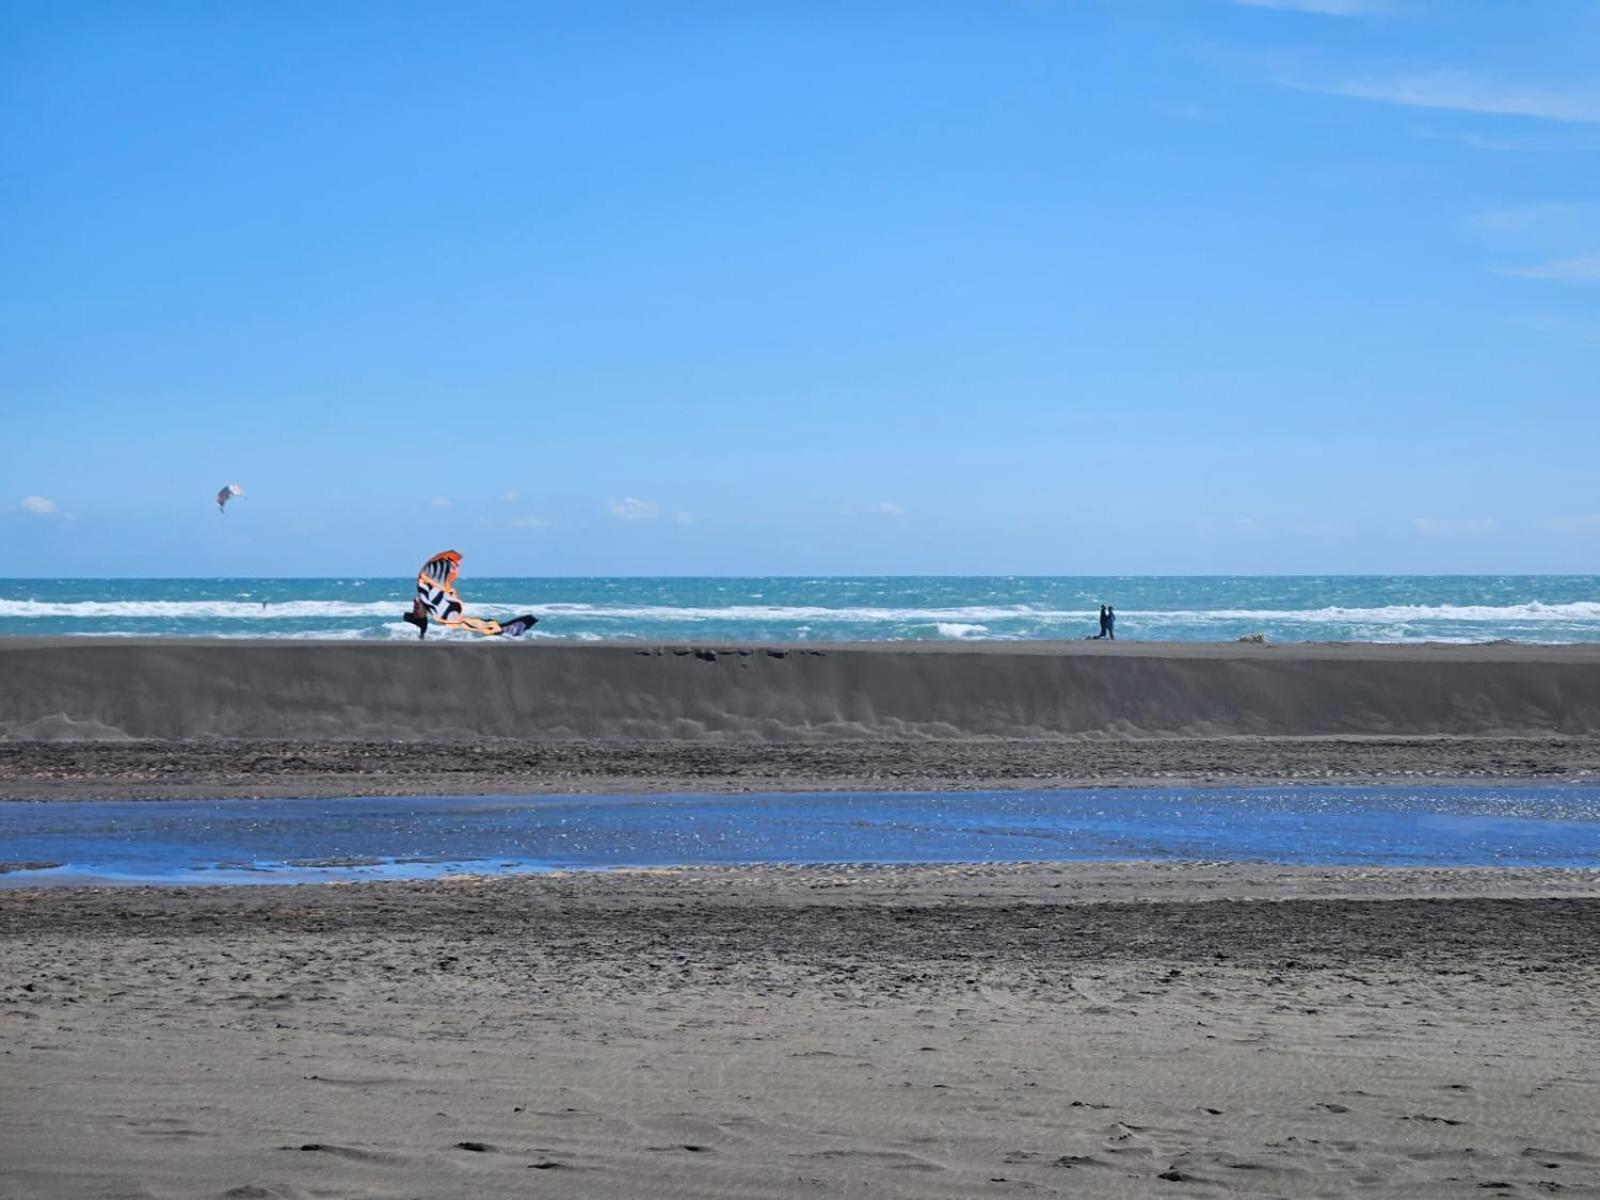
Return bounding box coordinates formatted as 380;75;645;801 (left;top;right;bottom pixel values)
403;550;538;639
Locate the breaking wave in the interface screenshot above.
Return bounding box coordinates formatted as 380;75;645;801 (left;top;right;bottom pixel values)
3;582;1598;643
4;598;1600;624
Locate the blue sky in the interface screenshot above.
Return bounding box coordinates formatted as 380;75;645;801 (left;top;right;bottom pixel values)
2;0;1597;576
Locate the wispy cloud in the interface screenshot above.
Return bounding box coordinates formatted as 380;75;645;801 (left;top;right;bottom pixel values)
1413;517;1500;538
1294;519;1356;538
1414;124;1600;154
1466;203;1599;282
1468;202;1597;236
20;495;56;516
1507;310;1600;344
867;501;908;517
1308;70;1600;124
508;514;548;529
1544;515;1600;534
430;496;452;509
1493;254;1600;282
1231;0;1386;14
500;489;521;504
607;497;659;521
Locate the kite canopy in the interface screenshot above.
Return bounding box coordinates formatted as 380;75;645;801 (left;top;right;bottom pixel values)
216;484;245;512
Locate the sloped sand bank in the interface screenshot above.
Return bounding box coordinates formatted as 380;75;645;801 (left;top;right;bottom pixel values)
5;638;1600;742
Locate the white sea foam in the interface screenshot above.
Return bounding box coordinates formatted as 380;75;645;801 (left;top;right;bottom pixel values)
0;599;404;619
935;622;991;638
3;598;1599;625
1129;601;1600;625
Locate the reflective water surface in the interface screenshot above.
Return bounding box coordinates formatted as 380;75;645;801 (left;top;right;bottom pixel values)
4;786;1600;887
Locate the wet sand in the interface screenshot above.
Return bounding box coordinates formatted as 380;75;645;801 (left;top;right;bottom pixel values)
3;863;1598;1198
4;734;1600;801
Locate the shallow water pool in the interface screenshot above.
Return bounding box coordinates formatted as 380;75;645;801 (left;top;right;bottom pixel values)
3;785;1600;886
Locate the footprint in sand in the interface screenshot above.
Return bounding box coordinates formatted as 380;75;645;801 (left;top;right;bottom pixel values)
804;1148;944;1172
286;1143;405;1165
1524;1148;1599;1163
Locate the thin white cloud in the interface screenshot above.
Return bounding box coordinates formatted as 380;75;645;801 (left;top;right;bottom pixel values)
1294;519;1356;538
1544;515;1600;534
607;497;659;521
1468;202;1597;235
1413;517;1500;538
500;489;521;504
867;501;908;517
20;496;56;516
509;515;549;529
1411;124;1600;154
1507;310;1600;344
1494;254;1600;282
430;496;452;509
1233;516;1264;534
1232;0;1385;14
1312;70;1600;124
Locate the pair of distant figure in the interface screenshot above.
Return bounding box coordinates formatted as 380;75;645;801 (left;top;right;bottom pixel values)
1094;604;1116;640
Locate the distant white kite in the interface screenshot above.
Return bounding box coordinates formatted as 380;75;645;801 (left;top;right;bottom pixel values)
216;483;245;513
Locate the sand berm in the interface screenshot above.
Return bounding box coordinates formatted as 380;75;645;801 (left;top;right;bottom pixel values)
7;637;1600;740
4;638;1600;797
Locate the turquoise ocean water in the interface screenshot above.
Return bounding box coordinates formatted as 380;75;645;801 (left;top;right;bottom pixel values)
2;576;1598;643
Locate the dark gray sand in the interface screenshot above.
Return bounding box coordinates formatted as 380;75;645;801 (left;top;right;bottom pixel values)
3;639;1600;799
4;734;1600;801
3;863;1597;1198
6;641;1598;1195
5;638;1600;743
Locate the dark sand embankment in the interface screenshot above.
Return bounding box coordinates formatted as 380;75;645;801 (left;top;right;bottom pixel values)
3;863;1597;1198
3;639;1600;798
6;638;1600;741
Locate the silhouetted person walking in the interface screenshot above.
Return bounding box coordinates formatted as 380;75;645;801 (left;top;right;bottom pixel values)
1095;605;1109;639
1106;606;1116;640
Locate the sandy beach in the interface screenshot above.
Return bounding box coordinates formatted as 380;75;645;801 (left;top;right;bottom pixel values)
3;639;1600;800
4;639;1599;1197
3;862;1598;1199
